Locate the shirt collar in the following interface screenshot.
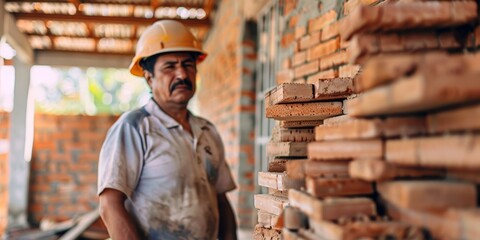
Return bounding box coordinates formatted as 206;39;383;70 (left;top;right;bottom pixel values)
145;98;209;132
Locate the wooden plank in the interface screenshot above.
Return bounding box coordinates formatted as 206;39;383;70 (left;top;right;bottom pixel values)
340;2;478;40
309;219;417;240
280;120;324;128
266;102;343;121
308;139;383;160
447;169;480;184
288;189;377;222
59;209;100;240
254;194;289;216
258;172;305;191
378;180;477;212
287;160;351;180
322;114;352;125
286;160;306;180
384;202;479;240
356;53;422;92
428;103;480;134
347;68;480;117
271;126;315;142
444;208;480;239
304;160;350;178
316;116;426;140
268;189;289;198
306;177;374;198
312;78;354;100
284;206;307;230
265;83;314;107
266;142;308;158
347;30;464;64
316;117;384;140
386;134;480;169
349;158;445;182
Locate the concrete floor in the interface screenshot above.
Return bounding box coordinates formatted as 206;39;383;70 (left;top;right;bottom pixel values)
238;228;254;240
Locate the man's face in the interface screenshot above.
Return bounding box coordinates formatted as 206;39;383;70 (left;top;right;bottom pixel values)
145;52;197;107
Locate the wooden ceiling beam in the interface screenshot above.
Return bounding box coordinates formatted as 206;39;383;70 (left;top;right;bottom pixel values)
12;12;211;27
36;48;133;56
5;0;204;8
25;33;138;41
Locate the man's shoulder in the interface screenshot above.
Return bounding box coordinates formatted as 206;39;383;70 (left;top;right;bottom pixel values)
117;107;150;127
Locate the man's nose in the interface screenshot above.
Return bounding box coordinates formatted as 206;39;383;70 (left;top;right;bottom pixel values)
175;66;188;79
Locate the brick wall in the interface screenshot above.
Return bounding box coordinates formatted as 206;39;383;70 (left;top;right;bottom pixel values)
197;0;257;228
28;114;117;223
0;111;10;237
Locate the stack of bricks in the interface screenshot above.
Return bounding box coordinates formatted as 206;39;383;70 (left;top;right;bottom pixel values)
254;81;346;239
259;0;480;239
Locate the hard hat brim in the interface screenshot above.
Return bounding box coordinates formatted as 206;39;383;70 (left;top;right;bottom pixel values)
129;47;207;77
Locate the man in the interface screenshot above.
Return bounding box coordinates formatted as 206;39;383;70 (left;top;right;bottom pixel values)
97;20;238;240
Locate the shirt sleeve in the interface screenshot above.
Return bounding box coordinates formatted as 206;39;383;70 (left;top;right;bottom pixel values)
210;126;237;194
97;116;144;198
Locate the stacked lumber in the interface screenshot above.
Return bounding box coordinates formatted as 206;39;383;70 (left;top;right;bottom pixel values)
260;0;480;239
340;1;479;239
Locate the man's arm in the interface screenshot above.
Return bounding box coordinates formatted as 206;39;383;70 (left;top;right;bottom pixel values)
99;188;141;240
217;193;237;240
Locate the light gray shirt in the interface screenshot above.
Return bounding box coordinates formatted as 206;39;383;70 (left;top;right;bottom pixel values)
97;98;236;240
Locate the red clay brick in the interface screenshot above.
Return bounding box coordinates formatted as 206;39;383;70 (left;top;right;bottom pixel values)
281;31;295;48
321;21;340;41
291;51;307;67
313;78;354;100
266;102;343;121
299;31;321;50
339;64;361;79
307;37;340;61
343;0;380;16
276;69;294;84
308;10;338;33
294;60;320;79
295;26;307;40
320;50;348;70
306;69;339;83
289;15;299;28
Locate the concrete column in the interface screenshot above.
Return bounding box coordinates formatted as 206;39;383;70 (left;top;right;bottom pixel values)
7;57;32;228
0;0;4;37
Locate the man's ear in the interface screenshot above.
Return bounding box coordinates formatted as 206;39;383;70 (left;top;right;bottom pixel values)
144;70;153;87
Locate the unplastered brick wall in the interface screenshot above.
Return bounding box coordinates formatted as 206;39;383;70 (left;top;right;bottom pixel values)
28;114;117;223
278;0;480;85
0;111;10;236
197;0;257;228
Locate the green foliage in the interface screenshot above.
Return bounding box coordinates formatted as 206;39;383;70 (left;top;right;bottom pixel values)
32;66;150;115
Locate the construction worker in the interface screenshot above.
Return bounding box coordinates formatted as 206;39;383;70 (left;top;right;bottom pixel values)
97;20;237;240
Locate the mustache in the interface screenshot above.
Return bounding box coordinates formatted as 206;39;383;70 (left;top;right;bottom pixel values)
169;79;193;94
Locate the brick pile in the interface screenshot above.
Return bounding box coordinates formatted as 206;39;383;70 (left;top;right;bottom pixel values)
257;0;480;239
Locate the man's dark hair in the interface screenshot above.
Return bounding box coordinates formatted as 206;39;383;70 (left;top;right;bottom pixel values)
139;52;200;76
